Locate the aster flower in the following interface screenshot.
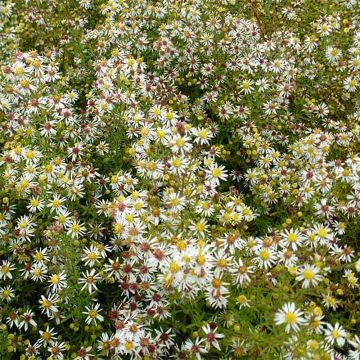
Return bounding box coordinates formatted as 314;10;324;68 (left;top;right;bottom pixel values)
83;303;104;325
324;322;346;347
201;324;224;351
274;303;306;333
296;264;323;288
79;269;101;294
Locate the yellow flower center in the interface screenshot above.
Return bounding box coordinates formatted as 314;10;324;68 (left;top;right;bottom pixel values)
237;295;248;304
175;138;185;147
89;310;97;318
88;252;97;261
42;332;51;341
196;255;206;265
259;250;270;260
71;223;80;232
2;289;10;298
217;259;228;268
195;222;205;232
52;199;61;208
198;129;208;138
284;312;297;324
125;340;134;350
211;168;221;178
176;241;187;251
212;278;222;288
156;129;165;138
30;199;39;207
19;221;28;229
287;233;298;243
169;261;180;273
33;268;42;277
317;228;327;238
15;67;24;76
51;274;59;284
166;112;174;120
302;269;314;280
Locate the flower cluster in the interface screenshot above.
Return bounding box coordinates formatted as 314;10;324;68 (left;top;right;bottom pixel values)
0;0;359;359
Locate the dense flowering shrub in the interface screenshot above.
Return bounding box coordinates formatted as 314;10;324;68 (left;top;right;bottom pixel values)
0;0;360;359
